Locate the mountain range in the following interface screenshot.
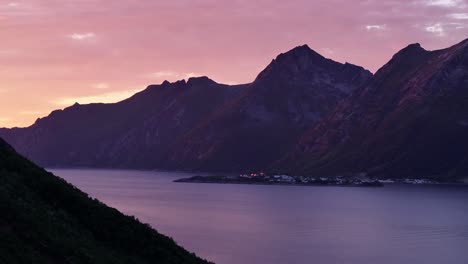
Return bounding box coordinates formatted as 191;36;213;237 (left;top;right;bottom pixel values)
0;44;371;171
282;39;468;181
1;38;468;181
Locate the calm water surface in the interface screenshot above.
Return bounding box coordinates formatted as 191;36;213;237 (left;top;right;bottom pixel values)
49;169;468;264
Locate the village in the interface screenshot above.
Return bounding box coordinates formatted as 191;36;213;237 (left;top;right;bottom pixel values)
238;172;384;186
175;172;385;187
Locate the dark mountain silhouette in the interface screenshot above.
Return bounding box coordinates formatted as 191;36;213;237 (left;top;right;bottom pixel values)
0;78;247;168
165;45;372;171
0;45;371;172
283;38;468;180
0;137;210;263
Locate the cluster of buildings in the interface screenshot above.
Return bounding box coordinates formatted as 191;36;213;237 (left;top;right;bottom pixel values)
239;172;295;182
239;172;266;178
237;172;436;186
238;172;382;186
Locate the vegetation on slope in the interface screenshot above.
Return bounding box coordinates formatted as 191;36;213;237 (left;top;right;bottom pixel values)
0;138;211;264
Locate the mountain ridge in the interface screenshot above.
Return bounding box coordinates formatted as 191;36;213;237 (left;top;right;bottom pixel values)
281;38;468;180
4;39;468;180
0;44;372;172
163;45;372;171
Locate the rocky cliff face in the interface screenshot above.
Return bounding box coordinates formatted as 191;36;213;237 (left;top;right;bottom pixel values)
164;45;372;171
0;45;371;171
284;39;468;180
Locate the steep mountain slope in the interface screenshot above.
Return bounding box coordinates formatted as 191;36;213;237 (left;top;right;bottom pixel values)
0;78;246;168
0;138;210;264
164;45;372;171
285;39;468;180
0;45;371;171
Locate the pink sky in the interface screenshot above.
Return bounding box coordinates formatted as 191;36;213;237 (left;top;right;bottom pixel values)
1;0;467;127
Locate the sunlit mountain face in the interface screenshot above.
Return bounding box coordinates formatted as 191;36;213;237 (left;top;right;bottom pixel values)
1;0;467;127
283;39;468;180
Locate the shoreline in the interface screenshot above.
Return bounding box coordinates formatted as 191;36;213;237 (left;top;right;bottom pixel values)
174;175;384;187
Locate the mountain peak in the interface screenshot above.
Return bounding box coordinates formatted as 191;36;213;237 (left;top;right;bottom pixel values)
394;43;427;58
373;42;430;77
277;44;322;61
254;44;334;82
288;44;312;52
159;79;187;87
187;76;217;86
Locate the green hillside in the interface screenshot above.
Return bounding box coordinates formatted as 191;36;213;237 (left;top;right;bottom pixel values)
0;138;211;264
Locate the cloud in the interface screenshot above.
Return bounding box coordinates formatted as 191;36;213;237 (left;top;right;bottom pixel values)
449;13;468;19
68;32;96;40
53;88;143;106
0;2;44;17
425;23;445;35
425;0;464;8
365;24;387;31
184;72;198;78
92;83;110;89
451;22;466;29
148;71;179;78
147;71;201;81
321;48;335;55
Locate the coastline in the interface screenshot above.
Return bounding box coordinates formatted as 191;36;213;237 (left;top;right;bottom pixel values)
174;175;385;187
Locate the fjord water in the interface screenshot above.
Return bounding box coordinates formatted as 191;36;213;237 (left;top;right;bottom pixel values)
49;169;468;264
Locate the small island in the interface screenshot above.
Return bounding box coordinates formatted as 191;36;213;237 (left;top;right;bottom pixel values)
174;173;384;187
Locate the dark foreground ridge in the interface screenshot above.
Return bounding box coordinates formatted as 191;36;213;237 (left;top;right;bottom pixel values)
0;138;211;264
174;175;384;187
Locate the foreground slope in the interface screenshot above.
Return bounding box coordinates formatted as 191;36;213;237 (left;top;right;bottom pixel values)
0;45;371;171
285;39;468;180
0;138;210;264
